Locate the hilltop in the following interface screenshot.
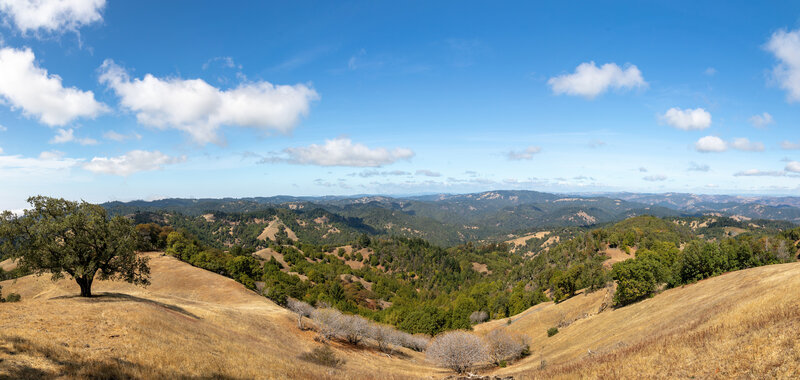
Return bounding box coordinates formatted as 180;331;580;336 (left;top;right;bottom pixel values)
0;252;442;379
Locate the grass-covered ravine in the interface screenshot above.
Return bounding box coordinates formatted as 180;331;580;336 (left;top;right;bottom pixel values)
129;214;800;336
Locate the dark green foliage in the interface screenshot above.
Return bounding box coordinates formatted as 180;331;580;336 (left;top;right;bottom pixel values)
298;345;345;368
547;327;559;337
0;196;150;297
2;292;21;303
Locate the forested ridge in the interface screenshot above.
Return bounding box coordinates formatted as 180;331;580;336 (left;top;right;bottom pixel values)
124;211;800;336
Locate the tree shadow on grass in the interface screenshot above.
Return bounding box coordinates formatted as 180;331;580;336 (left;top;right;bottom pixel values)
0;335;239;380
49;292;200;320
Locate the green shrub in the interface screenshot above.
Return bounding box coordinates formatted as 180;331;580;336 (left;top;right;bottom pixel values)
4;293;20;303
299;345;345;368
547;327;558;337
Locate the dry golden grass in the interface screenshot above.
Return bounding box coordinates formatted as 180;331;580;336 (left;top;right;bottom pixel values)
2;252;799;379
0;252;444;379
475;262;800;379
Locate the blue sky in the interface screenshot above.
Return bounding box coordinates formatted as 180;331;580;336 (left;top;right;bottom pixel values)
2;1;800;210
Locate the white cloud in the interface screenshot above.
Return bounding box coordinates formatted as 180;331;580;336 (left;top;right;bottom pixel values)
695;136;727;152
693;136;764;153
269;137;414;167
83;150;184;176
103;130;141;142
704;67;717;76
786;161;800;173
507;146;542;160
765;28;800;102
416;169;441;177
687;161;710;172
730;137;764;152
548;61;646;99
38;150;64;159
780;140;800;150
0;124;6;131
0;146;3;154
734;169;785;177
0;0;105;34
0;150;80;176
660;107;712;130
49;128;97;145
748;112;773;128
99;60;319;145
353;169;410;177
643;174;667;182
0;47;106;126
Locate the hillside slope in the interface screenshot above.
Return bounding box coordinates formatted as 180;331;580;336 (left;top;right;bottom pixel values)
475;262;800;379
0;253;441;379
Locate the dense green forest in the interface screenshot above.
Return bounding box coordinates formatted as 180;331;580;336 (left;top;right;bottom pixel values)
130;212;800;336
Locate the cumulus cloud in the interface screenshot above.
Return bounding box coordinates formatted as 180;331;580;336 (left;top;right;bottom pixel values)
99;60;319;144
267;137;414;167
416;169;441;177
660;107;712;130
507;146;542;160
548;62;646;99
786;161;800;173
643;174;667;182
729;137;764;152
687;161;710;172
704;67;717;76
694;136;764;153
695;136;727;152
0;47;106;126
0;0;105;34
780;140;800;150
765;28;800;102
103;130;141;142
50;128;97;145
748;112;773;128
83;150;184;176
734;169;786;177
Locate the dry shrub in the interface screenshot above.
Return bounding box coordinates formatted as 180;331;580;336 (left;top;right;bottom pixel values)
287;298;314;330
298;345;345;368
426;331;488;373
311;307;343;340
469;310;489;324
396;332;429;352
370;322;398;352
485;328;528;364
340;314;369;345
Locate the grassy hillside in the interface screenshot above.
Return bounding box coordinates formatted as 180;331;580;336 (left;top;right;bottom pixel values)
475;262;800;378
0;253;443;379
2;254;798;378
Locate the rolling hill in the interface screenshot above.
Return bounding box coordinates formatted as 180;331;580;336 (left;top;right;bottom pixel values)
0;252;442;379
1;252;798;378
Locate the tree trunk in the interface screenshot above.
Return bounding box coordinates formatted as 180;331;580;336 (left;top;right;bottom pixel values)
76;276;93;297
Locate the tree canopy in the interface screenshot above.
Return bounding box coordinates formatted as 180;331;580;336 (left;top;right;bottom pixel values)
0;196;150;297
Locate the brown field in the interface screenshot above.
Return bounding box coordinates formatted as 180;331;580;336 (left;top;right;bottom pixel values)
0;252;443;379
601;245;637;268
257;218;298;241
2;252;799;379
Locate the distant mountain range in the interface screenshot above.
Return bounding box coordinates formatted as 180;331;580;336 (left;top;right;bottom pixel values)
103;190;800;246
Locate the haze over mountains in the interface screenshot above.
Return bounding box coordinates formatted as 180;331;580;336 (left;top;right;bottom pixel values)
103;190;800;246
